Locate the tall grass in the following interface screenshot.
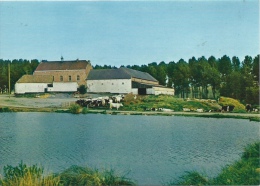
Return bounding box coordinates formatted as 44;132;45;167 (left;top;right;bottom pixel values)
168;142;260;185
0;163;135;186
0;162;61;186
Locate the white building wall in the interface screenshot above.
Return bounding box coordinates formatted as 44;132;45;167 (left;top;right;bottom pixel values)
146;88;154;95
131;88;138;95
153;87;175;96
15;83;48;94
49;82;78;92
87;79;132;94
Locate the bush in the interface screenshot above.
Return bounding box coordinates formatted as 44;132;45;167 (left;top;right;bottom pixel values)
167;171;208;185
69;104;81;114
78;85;87;95
59;165;135;186
0;107;12;112
219;97;245;112
82;107;88;114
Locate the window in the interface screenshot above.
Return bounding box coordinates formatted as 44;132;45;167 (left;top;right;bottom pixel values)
69;76;72;81
60;76;63;81
122;82;124;85
77;75;80;81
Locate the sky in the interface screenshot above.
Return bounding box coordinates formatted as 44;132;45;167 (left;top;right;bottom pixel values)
0;1;259;67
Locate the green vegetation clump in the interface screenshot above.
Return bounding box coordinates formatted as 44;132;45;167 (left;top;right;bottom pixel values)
0;162;60;186
218;97;245;112
81;107;89;114
0;163;135;186
168;142;260;185
58;165;135;186
69;104;81;114
78;85;87;95
0;107;12;112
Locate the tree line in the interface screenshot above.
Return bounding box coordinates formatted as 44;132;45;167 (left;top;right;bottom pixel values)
95;54;259;105
0;54;259;104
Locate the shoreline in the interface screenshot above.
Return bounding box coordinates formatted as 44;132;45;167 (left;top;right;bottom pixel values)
0;94;259;121
1;105;260;121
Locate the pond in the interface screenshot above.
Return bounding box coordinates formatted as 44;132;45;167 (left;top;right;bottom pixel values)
0;113;259;185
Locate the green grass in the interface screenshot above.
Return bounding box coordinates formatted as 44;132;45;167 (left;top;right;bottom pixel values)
121;95;220;112
0;163;135;186
167;142;260;185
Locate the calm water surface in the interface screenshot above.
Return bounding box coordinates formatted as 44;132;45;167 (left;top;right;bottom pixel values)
0;113;259;185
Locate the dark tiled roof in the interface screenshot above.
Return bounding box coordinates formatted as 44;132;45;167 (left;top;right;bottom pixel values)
121;67;158;82
17;75;53;83
87;67;158;82
35;60;90;71
87;69;131;80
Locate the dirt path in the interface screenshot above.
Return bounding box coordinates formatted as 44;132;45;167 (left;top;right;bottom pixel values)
0;94;77;108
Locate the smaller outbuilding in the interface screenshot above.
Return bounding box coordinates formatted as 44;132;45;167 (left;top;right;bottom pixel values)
15;75;78;94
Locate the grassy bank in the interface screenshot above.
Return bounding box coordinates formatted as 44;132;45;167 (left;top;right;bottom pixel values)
168;141;260;185
0;163;135;186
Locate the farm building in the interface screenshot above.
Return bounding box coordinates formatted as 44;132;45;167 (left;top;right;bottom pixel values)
15;75;78;94
33;59;92;86
14;59;174;95
86;67;175;95
15;59;92;94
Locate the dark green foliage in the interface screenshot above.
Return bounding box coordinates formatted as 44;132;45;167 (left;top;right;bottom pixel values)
78;85;87;94
168;171;208;185
58;165;135;186
3;161;43;181
81;107;89;114
0;107;12;112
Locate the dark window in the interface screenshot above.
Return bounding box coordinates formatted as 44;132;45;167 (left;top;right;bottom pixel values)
60;76;63;81
77;75;80;81
69;76;72;81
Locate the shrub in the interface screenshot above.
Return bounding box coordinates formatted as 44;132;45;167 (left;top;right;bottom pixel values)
78;85;87;95
58;165;135;186
167;171;208;185
69;104;81;114
0;107;12;112
219;97;245;112
82;107;89;114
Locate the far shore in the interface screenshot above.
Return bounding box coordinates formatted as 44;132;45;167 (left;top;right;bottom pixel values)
0;94;259;121
1;105;260;122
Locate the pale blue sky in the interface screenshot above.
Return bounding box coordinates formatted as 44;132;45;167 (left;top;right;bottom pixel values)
0;1;259;67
